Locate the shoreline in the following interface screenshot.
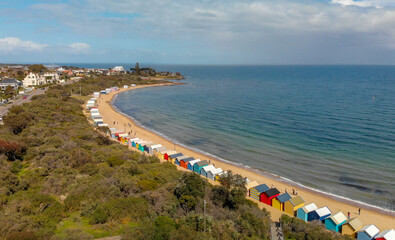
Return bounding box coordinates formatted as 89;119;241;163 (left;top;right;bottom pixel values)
96;83;395;229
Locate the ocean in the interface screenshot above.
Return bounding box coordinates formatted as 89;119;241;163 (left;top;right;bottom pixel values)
74;64;395;212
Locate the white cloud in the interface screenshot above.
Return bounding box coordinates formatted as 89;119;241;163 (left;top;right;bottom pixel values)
0;37;47;53
69;42;90;53
331;0;395;8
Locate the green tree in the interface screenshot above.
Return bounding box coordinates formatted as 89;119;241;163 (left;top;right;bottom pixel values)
28;64;47;73
134;62;140;75
153;216;176;240
174;172;206;199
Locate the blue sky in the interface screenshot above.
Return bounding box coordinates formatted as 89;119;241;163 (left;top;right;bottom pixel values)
0;0;394;64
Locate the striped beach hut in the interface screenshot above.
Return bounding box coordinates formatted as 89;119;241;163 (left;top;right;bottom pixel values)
325;211;347;232
175;155;189;166
245;181;259;196
249;184;269;201
207;168;223;180
193;160;209;173
164;151;177;161
168;153;183;164
341;217;363;237
180;157;195;169
308;206;331;222
260;188;280;205
187;159;201;171
148;144;162;155
284;196;305;216
272;193;292;211
297;203;317;221
200;165;216;177
375;229;395;240
357;225;380;240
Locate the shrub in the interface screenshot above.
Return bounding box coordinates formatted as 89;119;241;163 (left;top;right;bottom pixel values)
153;216;176;240
90;206;109;224
0;139;26;161
6;231;38;240
174;172;206;199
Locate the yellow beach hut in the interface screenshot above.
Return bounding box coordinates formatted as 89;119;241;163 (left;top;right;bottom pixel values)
342;217;363;237
272;192;292;211
158;150;176;160
284;196;305;216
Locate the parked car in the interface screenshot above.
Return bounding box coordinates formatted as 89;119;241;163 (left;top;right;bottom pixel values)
23;96;27;99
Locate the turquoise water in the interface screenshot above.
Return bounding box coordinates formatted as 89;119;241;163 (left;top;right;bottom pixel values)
112;65;395;211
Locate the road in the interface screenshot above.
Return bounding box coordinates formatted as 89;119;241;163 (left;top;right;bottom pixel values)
0;87;47;117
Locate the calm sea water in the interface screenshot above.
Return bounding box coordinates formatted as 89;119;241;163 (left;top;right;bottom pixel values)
80;64;395;211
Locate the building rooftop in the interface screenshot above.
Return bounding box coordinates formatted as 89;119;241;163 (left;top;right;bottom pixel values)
264;188;280;197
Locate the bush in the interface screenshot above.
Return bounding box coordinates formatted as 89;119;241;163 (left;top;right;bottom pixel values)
174;172;206;199
90;206;109;224
153;216;176;240
6;231;38;240
0;139;26;161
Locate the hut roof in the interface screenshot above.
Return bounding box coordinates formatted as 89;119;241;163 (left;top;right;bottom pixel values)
277;193;292;203
195;160;209;167
155;147;167;152
289;196;305;206
176;156;189;161
209;168;223;175
252;184;269;193
329;211;347;225
358;225;380;238
181;157;195;163
302;203;318;213
346;217;363;231
161;150;177;155
150;144;162;149
188;159;201;166
315;207;331;217
265;188;280;197
129;138;140;141
169;153;183;158
202;165;215;172
376;229;395;240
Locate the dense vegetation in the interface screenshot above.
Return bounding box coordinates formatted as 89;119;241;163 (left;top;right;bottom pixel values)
0;75;353;239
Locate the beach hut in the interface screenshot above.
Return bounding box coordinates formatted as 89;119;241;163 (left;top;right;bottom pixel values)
200;165;216;178
193;160;209;173
187;159;201;171
180;157;195;169
164;151;177;161
375;229;395;240
341;217;363;237
153;147;167;157
272;193;292;211
98;123;108;128
128;138;139;147
245;181;259;196
93;119;104;126
357;225;380;240
308;206;331;222
325;211;347;232
142;142;153;152
249;184;269;201
284;196;305;216
158;150;175;160
175;155;189;166
168;153;183;164
207;168;223;180
260;188;280;205
93;92;100;98
297;203;317;221
148;144;162;155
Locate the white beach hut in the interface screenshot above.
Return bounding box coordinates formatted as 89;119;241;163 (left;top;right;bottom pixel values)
200;165;216;178
206;168;223;180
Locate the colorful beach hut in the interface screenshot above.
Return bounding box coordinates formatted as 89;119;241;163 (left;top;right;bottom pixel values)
164;151;177;161
272;193;292;211
148;144;162;155
325;211;347;232
260;188;280;205
187;159;201;171
214;171;226;182
168;153;183;164
180;157;195;169
142;142;153;153
249;184;269;201
193;160;209;173
153;146;167;156
245;181;259;196
375;229;395;240
129;138;140;147
297;203;318;221
308;206;331;222
200;165;216;178
175;155;189;166
341;217;363;237
284;196;305;216
357;225;380;240
207;168;223;180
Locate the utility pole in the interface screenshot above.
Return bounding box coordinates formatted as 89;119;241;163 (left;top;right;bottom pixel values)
203;200;206;233
80;84;82;95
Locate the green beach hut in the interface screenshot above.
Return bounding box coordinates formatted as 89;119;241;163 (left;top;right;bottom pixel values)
193;160;209;173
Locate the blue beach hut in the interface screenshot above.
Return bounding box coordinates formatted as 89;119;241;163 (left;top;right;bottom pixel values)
175;156;189;166
357;224;380;240
168;153;183;164
325;211;347;232
249;184;269;201
308;206;331;222
297;203;318;221
187;159;201;171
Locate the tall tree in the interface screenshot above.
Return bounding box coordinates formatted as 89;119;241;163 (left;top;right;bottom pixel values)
135;62;140;75
28;64;47;74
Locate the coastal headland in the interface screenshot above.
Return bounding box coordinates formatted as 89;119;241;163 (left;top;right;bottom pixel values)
96;83;395;230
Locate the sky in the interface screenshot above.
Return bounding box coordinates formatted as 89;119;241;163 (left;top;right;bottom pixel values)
0;0;394;64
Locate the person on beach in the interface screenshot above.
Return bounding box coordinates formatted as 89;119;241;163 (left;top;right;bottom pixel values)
358;208;361;215
295;189;298;195
347;212;350;219
292;189;295;195
285;188;287;193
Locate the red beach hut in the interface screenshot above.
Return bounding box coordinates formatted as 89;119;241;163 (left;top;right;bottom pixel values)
260;188;280;205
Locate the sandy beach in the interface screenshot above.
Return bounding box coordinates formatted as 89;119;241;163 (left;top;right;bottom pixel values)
95;83;395;230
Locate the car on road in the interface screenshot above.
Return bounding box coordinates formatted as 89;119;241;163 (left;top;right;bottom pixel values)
23;96;27;99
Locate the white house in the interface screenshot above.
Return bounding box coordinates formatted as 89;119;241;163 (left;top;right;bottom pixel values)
23;72;60;87
113;66;125;72
0;78;22;92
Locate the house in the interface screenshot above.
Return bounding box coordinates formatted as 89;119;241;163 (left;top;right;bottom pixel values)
272;193;292;211
207;168;223;180
357;224;380;240
260;188;280;205
0;78;22;91
284;196;305;216
249;184;269;201
187;159;201;171
308;206;331;222
325;211;347;232
180;157;195;169
200;165;216;178
23;72;60;87
297;203;317;221
374;229;395;240
175;155;189;166
341;217;363;237
113;66;125;72
168;153;183;164
193;160;209;173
